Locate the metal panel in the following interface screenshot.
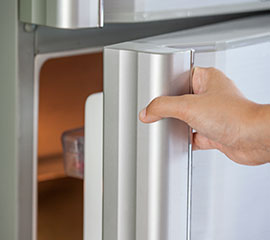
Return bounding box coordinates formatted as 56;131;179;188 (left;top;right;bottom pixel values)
104;0;270;22
18;23;36;240
125;16;270;240
103;48;138;240
137;15;270;51
1;5;36;240
136;50;191;240
0;0;19;239
84;92;103;240
191;42;270;240
103;16;270;240
35;13;255;54
20;0;103;29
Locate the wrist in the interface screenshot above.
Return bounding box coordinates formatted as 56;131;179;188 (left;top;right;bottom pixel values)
245;103;270;153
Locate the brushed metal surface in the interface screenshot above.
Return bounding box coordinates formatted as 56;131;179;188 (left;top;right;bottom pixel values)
20;0;102;29
0;1;19;240
18;23;36;240
103;48;138;240
104;43;192;240
137;15;270;51
104;16;270;240
136;51;191;240
104;0;270;22
191;41;270;240
35;13;257;54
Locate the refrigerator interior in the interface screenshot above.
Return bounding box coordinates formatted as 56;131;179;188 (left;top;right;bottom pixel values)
36;51;103;240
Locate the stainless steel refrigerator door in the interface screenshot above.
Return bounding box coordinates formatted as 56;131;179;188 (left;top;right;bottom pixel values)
86;15;270;240
190;41;270;240
139;15;270;240
103;43;193;240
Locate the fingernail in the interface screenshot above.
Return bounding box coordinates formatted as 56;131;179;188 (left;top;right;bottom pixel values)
139;108;146;120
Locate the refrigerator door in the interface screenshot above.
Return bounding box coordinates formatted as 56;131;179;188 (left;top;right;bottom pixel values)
189;41;270;240
104;0;270;23
85;15;270;240
133;15;270;240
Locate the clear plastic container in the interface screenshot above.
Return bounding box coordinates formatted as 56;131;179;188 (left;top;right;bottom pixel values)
61;127;84;179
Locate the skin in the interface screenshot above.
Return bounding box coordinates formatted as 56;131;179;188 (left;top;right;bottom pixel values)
139;67;270;166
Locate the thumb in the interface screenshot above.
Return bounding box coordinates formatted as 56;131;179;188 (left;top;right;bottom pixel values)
139;95;193;123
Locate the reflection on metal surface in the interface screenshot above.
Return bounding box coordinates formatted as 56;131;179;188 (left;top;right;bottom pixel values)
104;42;192;240
136;50;191;240
20;0;103;29
104;0;270;22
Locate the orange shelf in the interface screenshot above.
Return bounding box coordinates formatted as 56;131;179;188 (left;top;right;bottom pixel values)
38;155;66;182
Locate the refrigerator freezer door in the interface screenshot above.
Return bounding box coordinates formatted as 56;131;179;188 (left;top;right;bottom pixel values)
103;43;192;240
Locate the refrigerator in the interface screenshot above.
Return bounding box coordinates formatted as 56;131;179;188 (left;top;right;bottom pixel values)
1;1;270;240
84;15;270;240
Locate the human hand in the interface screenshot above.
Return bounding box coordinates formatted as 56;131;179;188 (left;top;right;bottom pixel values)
139;67;270;165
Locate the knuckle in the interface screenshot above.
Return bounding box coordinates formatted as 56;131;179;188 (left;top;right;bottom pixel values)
194;67;218;76
202;67;217;78
202;67;214;79
199;67;218;84
151;96;162;105
147;97;163;113
207;67;222;77
193;67;212;81
193;67;202;78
